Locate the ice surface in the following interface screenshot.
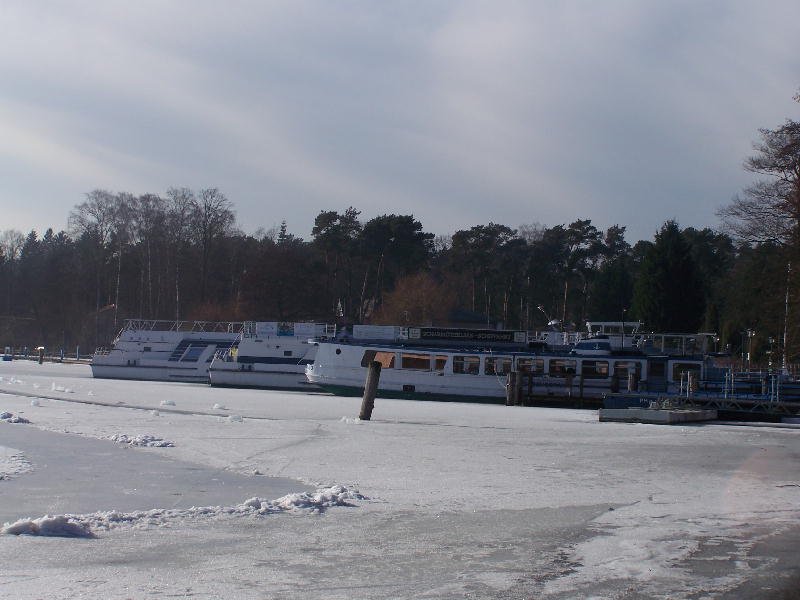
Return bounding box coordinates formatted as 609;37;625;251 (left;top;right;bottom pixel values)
1;359;799;599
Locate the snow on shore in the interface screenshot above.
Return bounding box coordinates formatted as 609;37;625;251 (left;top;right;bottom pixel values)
1;485;365;538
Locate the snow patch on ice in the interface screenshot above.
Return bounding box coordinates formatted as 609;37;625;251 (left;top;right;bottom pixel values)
1;485;366;537
227;414;243;423
109;434;175;448
30;399;40;407
1;412;30;424
0;446;32;480
340;416;362;424
159;399;175;406
241;484;366;514
2;515;94;538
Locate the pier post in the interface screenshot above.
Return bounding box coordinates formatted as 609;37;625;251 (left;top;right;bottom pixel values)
506;371;520;406
687;372;697;396
627;372;637;392
359;361;382;420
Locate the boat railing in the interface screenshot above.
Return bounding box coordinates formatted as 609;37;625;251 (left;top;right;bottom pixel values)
214;347;235;361
636;332;718;356
118;319;245;334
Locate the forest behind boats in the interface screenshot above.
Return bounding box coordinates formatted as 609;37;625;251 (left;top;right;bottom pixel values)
1;94;798;368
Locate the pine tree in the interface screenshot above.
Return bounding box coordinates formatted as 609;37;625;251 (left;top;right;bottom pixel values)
632;221;705;332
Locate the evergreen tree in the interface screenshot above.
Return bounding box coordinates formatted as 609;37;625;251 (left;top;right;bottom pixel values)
632;221;704;332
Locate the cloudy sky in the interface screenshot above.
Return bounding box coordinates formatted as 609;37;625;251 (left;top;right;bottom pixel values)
1;1;798;244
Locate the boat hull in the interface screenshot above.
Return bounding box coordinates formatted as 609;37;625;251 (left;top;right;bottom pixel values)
313;382;507;403
208;363;319;390
306;340;706;404
90;363;211;383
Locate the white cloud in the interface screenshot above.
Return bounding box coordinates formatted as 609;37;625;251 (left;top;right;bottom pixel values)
0;0;798;240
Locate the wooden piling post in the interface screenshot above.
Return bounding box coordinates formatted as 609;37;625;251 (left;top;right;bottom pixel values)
359;361;382;420
506;371;518;406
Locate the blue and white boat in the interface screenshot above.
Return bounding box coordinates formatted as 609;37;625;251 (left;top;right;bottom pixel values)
208;321;335;390
91;319;244;383
306;323;712;403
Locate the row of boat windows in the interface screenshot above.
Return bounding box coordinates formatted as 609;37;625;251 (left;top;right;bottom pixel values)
360;350;700;380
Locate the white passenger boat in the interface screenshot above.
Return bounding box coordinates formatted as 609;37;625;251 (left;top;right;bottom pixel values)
208;321;335;390
91;319;244;383
306;324;710;403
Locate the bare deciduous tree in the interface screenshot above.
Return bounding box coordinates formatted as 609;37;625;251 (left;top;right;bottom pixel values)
719;94;800;246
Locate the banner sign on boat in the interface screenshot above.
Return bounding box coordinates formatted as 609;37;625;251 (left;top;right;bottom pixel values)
293;323;325;338
408;328;526;344
255;322;277;336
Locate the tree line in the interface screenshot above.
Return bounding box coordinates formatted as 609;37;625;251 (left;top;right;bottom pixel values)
1;94;798;366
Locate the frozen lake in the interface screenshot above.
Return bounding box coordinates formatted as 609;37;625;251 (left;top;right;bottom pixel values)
1;359;799;598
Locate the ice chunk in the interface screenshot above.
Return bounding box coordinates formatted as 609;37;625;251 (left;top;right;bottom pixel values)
2;515;95;538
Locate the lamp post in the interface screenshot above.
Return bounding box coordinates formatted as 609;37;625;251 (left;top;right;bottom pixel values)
768;337;775;372
537;305;561;331
621;308;627;349
740;331;746;371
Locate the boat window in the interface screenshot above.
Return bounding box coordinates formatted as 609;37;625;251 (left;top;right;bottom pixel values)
549;359;577;377
582;360;609;379
401;352;431;370
283;350;293;357
648;361;665;377
453;355;480;375
613;361;642;378
671;362;701;381
181;345;206;362
516;358;544;374
143;346;152;352
485;357;512;376
433;355;448;371
360;350;396;368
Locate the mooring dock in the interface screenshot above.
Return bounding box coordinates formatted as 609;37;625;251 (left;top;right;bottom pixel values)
602;391;800;423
